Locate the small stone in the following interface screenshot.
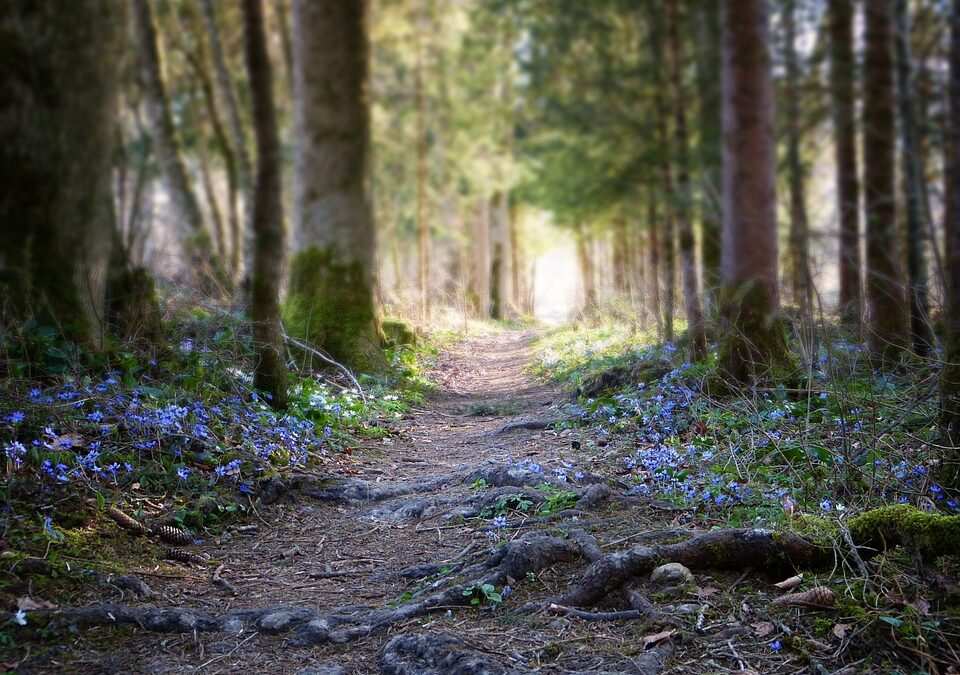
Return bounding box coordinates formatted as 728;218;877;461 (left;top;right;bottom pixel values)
258;611;295;633
650;562;693;587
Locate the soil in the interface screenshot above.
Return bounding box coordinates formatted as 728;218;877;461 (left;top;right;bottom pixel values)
8;331;881;674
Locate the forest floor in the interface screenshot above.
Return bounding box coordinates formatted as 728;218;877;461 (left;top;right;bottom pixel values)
6;328;958;674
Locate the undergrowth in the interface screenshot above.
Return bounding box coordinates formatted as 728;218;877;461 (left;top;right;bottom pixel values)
0;306;438;598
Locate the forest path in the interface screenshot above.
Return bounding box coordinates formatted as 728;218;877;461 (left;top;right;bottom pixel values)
59;329;660;674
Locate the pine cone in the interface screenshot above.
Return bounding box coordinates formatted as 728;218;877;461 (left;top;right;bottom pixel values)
771;586;835;607
154;524;194;545
107;507;150;535
164;548;207;565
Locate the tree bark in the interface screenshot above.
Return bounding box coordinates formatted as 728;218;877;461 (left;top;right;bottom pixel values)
864;0;908;363
576;225;597;314
784;0;813;318
829;0;863;326
244;0;288;408
489;192;509;320
200;0;253;281
718;0;789;383
0;1;122;346
648;8;675;344
941;0;960;486
647;193;663;340
468;198;491;318
288;0;385;373
894;0;933;356
132;0;218;285
695;0;723;314
415;7;431;322
667;0;707;361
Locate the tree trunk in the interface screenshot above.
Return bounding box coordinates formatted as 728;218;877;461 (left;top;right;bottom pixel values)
784;0;813;317
648;8;675;344
647;193;663;340
576;225;597;314
941;0;960;486
864;0;908;363
695;0;723;315
415;16;430;322
0;1;121;346
718;0;789;383
489;192;510;320
288;0;385;373
201;0;253;281
829;0;863;326
667;0;707;361
133;0;219;286
612;216;629;296
183;5;240;288
244;0;288;408
468;198;491;318
274;0;295;94
894;0;933;356
509;197;523;312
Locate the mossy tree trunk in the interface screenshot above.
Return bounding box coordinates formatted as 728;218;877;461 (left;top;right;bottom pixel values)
894;0;933;357
829;0;863;328
667;0;706;361
864;0;908;364
244;0;287;408
718;0;790;383
132;0;222;289
941;0;960;487
0;1;122;347
288;0;385;373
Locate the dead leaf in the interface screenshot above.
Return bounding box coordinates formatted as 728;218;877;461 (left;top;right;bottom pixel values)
770;586;835;608
752;621;775;637
774;574;803;591
909;598;930;616
697;586;719;598
17;596;56;611
832;623;850;639
641;628;677;649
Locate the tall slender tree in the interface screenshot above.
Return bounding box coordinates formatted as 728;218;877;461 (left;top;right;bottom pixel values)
648;7;675;343
666;0;706;360
941;0;960;485
784;0;813;317
200;0;253;281
0;1;123;346
863;0;908;362
287;0;385;372
829;0;862;326
243;0;287;407
894;0;933;356
719;0;788;382
695;0;723;312
132;0;219;285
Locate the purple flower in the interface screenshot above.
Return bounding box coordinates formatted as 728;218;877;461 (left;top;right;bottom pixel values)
177;466;191;481
770;640;782;652
7;411;25;424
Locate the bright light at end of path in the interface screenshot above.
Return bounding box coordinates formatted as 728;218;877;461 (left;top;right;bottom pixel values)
533;243;579;325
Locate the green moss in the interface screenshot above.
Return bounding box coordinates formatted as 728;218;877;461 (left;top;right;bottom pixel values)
789;514;840;548
283;246;386;373
848;504;960;559
381;319;417;348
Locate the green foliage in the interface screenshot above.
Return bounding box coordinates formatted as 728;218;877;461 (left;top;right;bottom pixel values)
535;483;579;514
462;582;503;607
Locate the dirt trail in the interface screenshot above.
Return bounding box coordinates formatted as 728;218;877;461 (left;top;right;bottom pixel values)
48;330;641;674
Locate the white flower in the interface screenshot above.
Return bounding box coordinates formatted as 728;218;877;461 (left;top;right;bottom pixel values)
13;609;27;625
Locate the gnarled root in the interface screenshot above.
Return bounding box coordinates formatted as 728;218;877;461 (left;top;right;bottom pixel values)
379;633;515;675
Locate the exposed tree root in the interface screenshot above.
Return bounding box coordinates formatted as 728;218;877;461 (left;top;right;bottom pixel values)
555;528;830;608
379;633;514;675
2;531;590;647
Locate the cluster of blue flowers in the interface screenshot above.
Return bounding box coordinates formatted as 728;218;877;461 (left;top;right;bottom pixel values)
1;370;329;491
